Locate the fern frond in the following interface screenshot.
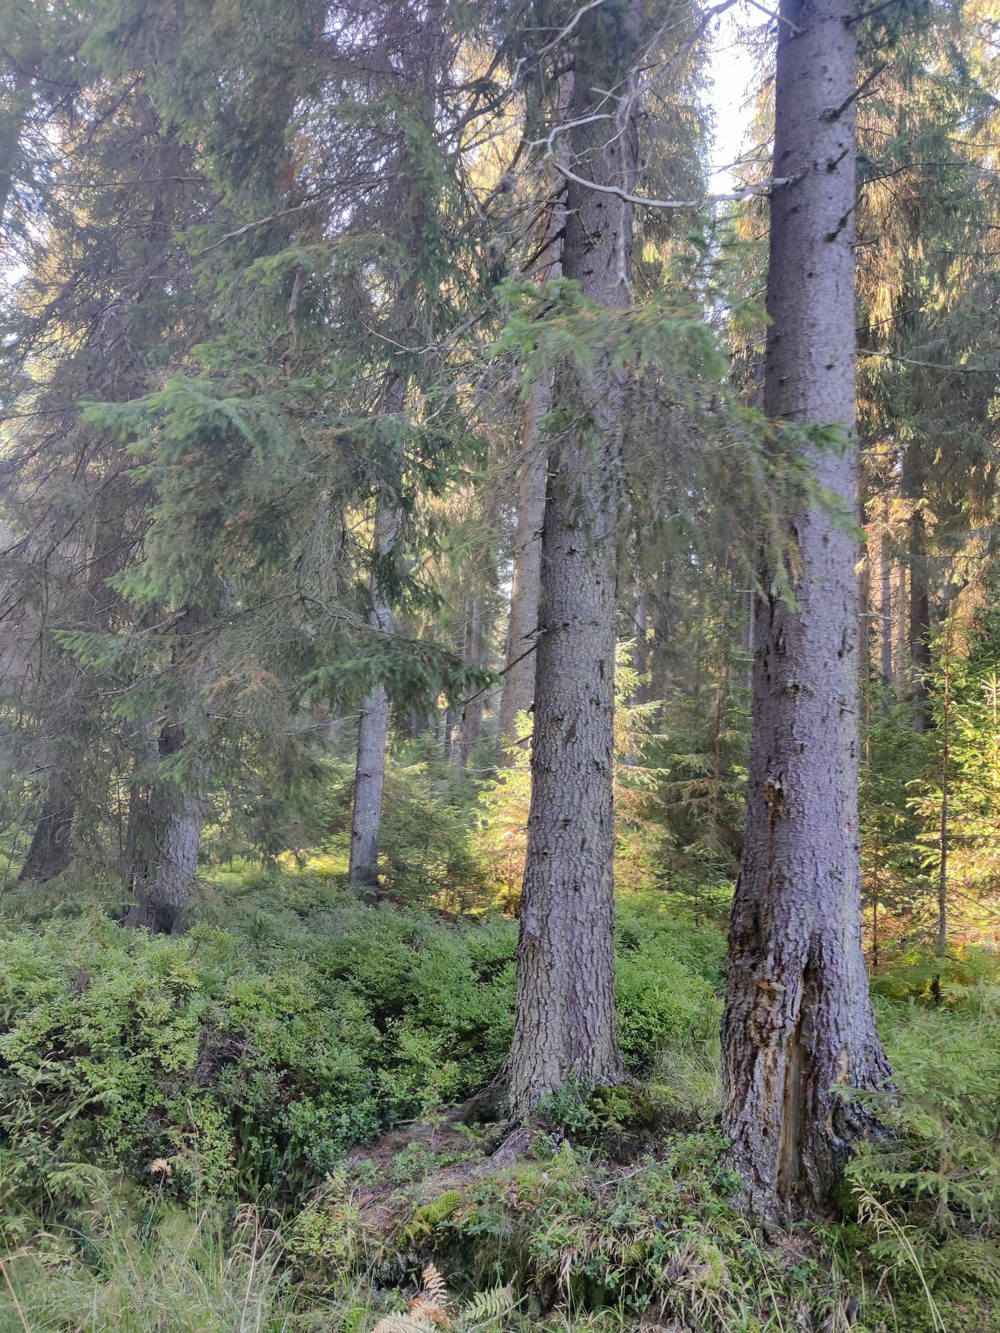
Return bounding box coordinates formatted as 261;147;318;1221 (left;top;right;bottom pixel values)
372;1317;441;1333
456;1283;515;1331
416;1261;450;1311
410;1297;451;1328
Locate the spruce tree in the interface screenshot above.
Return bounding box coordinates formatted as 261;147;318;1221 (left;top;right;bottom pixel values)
721;0;892;1220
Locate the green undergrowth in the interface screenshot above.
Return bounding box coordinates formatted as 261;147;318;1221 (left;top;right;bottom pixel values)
0;868;722;1215
0;865;997;1330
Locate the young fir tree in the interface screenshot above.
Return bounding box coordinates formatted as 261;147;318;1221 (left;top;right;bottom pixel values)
0;39;216;890
348;0;453;894
721;0;892;1221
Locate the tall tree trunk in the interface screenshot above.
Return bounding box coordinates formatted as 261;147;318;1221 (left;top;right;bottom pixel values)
348;373;406;894
505;4;638;1120
18;768;74;882
498;376;550;748
721;0;891;1221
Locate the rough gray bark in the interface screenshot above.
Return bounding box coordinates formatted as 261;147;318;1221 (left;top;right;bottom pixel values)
721;0;892;1221
348;373;406;894
18;768;74;882
498;376;550;748
506;5;639;1121
127;720;208;934
125;605;214;933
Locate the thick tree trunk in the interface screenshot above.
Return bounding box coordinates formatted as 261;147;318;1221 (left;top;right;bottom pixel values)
498;377;550;748
349;373;406;894
126;721;207;933
721;0;891;1222
506;5;638;1121
18;768;74;882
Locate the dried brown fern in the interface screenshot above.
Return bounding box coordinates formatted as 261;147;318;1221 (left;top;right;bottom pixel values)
371;1262;514;1333
372;1263;451;1333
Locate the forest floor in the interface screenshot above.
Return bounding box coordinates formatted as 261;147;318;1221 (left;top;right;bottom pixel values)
0;856;997;1332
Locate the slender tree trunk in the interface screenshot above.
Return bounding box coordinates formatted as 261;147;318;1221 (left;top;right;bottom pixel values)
721;0;891;1222
347;0;445;887
742;584;755;691
858;475;871;690
349;373;406;894
894;560;907;690
649;580;673;706
18;768;74;882
633;592;650;701
499;189;566;752
458;594;485;773
936;660;950;957
902;444;931;728
879;508;892;685
505;4;639;1120
498;376;550;747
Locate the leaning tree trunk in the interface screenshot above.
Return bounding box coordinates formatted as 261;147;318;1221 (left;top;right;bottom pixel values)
505;4;639;1121
721;0;892;1221
18;767;74;882
348;373;406;895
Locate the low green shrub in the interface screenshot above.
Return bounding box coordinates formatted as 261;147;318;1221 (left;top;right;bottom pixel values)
0;878;722;1219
